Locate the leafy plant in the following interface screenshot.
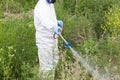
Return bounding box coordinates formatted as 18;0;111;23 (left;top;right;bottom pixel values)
0;46;15;80
102;4;120;38
80;38;99;55
0;0;120;80
63;0;119;38
0;16;37;79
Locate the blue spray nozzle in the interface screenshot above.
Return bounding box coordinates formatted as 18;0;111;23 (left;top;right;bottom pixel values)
65;42;71;49
59;34;71;49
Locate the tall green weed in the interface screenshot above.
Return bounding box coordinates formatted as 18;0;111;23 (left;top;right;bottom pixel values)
63;0;119;38
0;17;37;79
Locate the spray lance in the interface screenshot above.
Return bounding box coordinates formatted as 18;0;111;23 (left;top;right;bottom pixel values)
53;20;93;69
53;20;71;48
59;34;71;49
53;33;71;48
58;33;82;60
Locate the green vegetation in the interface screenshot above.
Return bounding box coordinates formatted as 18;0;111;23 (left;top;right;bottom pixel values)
102;4;120;38
0;0;120;80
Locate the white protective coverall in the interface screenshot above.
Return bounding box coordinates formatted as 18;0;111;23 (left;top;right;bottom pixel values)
34;0;59;73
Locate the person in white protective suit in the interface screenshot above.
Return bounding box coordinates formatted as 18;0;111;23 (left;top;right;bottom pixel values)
34;0;63;79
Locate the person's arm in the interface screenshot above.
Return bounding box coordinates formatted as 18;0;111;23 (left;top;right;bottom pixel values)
39;4;57;30
40;15;56;30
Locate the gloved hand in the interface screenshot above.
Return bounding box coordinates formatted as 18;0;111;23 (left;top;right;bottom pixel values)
57;20;63;28
53;26;62;35
53;20;63;39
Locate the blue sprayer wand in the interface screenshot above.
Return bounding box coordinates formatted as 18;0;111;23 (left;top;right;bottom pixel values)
59;34;71;49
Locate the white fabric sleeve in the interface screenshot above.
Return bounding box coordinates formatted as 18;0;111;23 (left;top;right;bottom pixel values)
39;8;57;30
40;15;56;30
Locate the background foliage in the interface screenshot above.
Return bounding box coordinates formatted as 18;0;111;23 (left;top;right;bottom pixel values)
0;0;120;80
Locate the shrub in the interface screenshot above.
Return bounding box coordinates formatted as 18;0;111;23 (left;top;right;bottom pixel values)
16;0;37;12
0;47;15;80
102;4;120;38
98;38;120;55
79;38;99;55
63;0;76;14
0;4;4;18
0;17;37;79
63;0;119;38
2;0;22;13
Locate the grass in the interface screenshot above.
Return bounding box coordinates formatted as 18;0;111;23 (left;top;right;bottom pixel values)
0;0;120;80
1;12;120;80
